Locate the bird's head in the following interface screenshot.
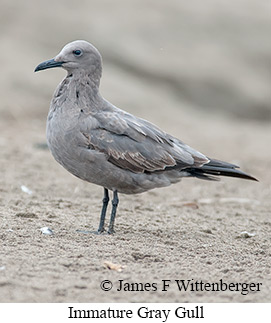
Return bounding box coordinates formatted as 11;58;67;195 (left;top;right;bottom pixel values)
35;40;102;78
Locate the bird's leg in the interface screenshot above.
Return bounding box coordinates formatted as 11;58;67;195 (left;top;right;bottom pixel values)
97;188;109;234
107;190;119;234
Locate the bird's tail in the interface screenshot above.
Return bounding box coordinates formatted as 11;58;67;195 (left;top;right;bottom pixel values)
185;158;258;181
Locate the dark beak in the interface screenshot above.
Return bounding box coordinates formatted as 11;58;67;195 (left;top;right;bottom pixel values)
34;58;64;72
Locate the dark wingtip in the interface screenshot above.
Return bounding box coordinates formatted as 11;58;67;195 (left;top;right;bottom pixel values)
235;173;258;182
246;174;259;182
187;157;259;182
205;158;258;182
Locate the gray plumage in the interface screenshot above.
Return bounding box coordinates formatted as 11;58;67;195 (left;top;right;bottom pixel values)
35;40;257;234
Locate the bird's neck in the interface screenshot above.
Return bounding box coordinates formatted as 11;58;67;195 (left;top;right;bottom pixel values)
68;69;101;89
51;70;103;112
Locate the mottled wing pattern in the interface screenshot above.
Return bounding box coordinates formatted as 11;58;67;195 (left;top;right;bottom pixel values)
80;110;209;173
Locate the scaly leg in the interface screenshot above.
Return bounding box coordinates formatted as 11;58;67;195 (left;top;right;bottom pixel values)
107;190;119;234
97;188;109;234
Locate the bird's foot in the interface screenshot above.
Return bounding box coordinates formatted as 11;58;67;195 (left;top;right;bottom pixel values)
107;228;115;235
95;226;115;235
76;228;115;235
97;227;105;235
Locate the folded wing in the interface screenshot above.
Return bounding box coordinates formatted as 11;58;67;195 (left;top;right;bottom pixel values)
80;109;209;173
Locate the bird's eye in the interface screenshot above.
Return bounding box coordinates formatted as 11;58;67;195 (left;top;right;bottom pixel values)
73;50;82;56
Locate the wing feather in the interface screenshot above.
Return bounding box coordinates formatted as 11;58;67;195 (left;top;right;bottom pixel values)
80;109;208;173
